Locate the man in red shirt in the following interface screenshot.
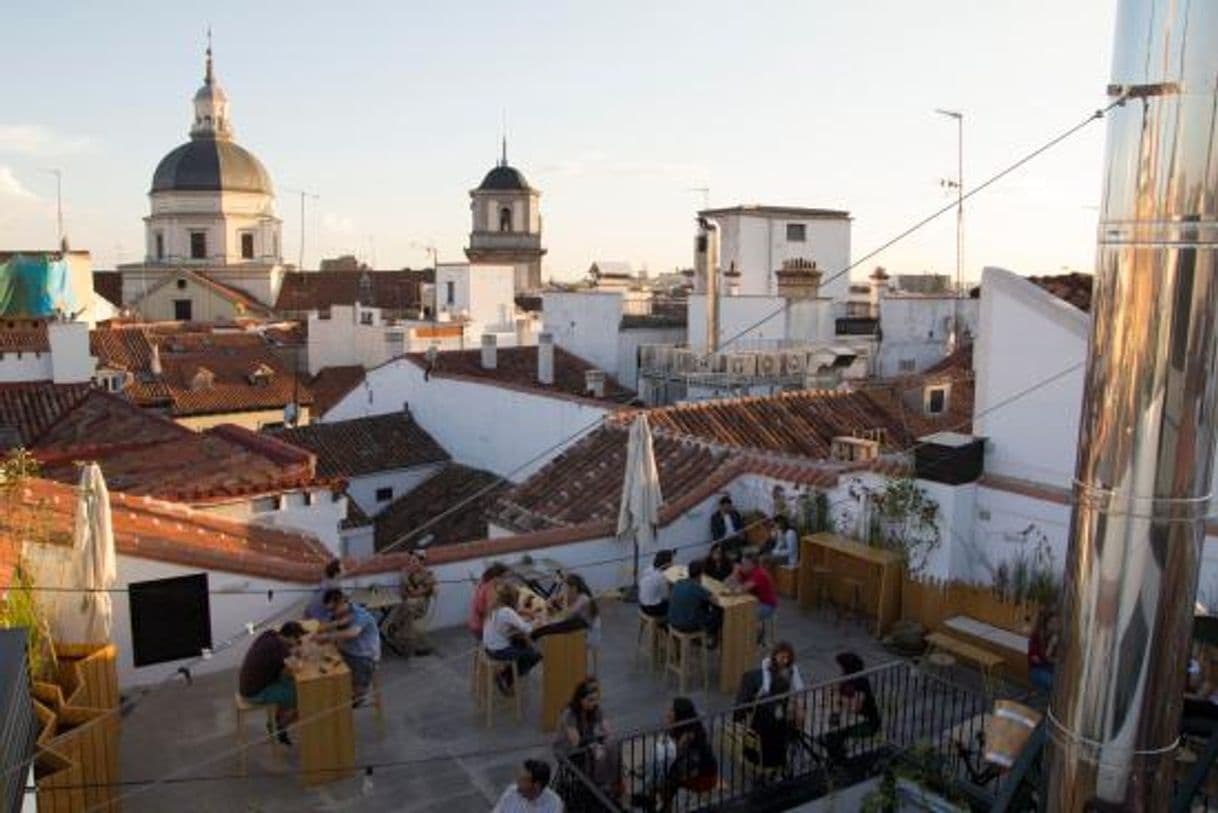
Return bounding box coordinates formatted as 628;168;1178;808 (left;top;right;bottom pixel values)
736;554;779;623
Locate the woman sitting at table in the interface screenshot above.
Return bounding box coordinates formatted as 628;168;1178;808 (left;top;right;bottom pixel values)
703;542;735;582
484;583;543;694
734;641;807;771
534;574;602;659
239;621;306;745
762;516;798;569
554;677;619;795
818;651;882;765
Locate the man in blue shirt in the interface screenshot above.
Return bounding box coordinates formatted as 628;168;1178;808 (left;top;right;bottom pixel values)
319;589;381;706
666;559;721;646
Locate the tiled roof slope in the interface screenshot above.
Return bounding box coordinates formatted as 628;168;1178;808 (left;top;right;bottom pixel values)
269;412;449;479
92;271;123;308
90;325;312;416
308;365;366;417
407;346;636;404
642;389;921;457
1028;272;1093;312
274;271;427;315
0;320;50;352
0;382;92;447
374;464;508;552
491;426;732;532
0;478;331;585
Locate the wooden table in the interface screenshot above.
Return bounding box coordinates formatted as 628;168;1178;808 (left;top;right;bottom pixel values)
350;585;403;611
291;638;356;785
798;533;904;636
539;627;587;731
663;566;758;694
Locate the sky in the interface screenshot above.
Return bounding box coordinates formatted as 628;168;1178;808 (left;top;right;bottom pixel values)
1;1;1116;283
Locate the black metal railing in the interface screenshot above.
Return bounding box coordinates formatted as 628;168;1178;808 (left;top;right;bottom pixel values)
556;660;1011;812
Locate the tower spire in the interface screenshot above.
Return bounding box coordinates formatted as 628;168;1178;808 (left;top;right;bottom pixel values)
499;108;508;167
205;27;214;85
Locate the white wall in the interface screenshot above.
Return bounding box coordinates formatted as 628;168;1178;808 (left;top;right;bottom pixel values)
324;356;615;480
687;294;834;351
974;267;1088;489
48;321;97;383
435;263;516;340
875;296;980;377
0;351;50;382
712;213;851;300
341;523;376;559
112;553;307;687
346;464;445;517
543;291;623;375
200;488;347;554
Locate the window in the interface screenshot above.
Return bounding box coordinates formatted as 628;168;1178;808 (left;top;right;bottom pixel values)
240;233;255;260
375;487;393;503
445;281;455;306
173;299;193;321
926;386;948;415
499;206;512;232
176;278;187;290
189;231;207;260
155;232;165;260
786;223;806;242
360;311;374;326
898;358;916;373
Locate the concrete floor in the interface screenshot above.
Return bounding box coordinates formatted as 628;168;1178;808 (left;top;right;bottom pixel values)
116;598;896;812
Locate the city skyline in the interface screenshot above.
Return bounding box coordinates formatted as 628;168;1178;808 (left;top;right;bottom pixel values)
3;0;1113;281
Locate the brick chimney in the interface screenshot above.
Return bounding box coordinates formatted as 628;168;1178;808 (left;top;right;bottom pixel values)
868;266;890;317
774;258;822;300
584;369;605;398
538;332;555;385
481;333;497;369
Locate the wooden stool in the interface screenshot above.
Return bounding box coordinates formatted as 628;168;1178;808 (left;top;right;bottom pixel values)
636;611;667;671
666;628;710;695
837;577;865;624
234;693;280;775
810;566;833;611
475;650;523;727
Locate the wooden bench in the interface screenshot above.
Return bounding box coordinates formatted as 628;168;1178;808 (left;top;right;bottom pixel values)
925;631;1007;692
942;615;1030;682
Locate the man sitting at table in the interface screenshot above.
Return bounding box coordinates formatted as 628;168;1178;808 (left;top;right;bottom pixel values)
318;590;381;707
734;554;779;624
383;550;437;657
639;549;673;618
239;621;306;745
667;559;721;647
710;494;746;557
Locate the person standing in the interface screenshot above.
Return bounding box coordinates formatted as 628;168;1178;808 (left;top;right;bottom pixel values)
238;621;306;744
492;759;564;813
819;651;881;765
734;642;806;770
318;590;382;706
384;551;437;656
554;677;617;793
710;495;746;557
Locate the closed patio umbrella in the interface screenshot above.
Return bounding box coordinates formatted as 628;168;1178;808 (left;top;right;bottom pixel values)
617;413;663;597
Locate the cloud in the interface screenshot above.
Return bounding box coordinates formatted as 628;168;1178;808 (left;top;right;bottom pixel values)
0;124;95;157
0;166;36;200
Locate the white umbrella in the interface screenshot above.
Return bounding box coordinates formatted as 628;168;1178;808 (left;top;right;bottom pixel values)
618;413;664;591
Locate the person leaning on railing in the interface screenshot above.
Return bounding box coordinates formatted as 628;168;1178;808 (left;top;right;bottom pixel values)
553;677;619;797
630;697;719;813
817;651;882;766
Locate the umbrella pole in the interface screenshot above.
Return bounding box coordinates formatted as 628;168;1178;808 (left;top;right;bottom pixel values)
622;533;641;604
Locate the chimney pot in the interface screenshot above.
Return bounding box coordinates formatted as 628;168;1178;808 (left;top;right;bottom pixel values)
480;333;497;369
538;332;555;385
584;368;606;398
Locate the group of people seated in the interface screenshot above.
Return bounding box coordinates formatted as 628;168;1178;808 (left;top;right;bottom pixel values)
469;562;603;695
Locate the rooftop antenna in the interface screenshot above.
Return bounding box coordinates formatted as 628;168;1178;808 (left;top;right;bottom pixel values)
282;186;319;269
500;109;508;167
204;25;214;84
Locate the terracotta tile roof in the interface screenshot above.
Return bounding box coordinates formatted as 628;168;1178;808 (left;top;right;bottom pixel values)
0;382;93;448
641;389;922;457
90;325;312;416
1028;272;1093;312
268;412;448;479
343;496;372;529
0;478;331;585
308;365;367;417
192;272;272;317
491;426;732;532
92;271;122;308
406;346;636;404
274;271;427;315
374;464;508;552
0;319;50;352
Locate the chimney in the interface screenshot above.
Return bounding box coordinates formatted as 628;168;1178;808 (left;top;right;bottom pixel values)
696;217;720;352
149;343;163;376
1044;3;1218;808
480;333;497;369
584;369;605;398
775;258;823;301
537;332;554;385
868;266;890;317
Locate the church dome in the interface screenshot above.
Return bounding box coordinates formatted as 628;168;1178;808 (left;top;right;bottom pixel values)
151;138;273;195
477;164;532;192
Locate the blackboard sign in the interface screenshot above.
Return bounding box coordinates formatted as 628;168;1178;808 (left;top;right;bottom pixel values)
129;573;212;667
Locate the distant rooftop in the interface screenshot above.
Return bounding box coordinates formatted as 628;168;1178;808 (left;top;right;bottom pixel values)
404;346;636;404
275;270;430;315
307;365;367;418
699;204;851;221
269;412;449;480
1027;272;1093;313
374;463;507;552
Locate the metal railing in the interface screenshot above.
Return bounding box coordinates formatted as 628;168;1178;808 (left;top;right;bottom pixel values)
555;660;1013;812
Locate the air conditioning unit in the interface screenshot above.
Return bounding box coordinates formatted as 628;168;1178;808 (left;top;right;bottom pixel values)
756;352;781;377
783;351;807;376
727;354;757;377
708;353;730;374
672;349;697;373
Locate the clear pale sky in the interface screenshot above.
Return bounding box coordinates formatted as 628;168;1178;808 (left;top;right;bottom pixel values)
1;1;1115;282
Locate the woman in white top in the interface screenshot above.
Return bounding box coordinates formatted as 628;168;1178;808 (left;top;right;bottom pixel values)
764;515;799;568
535;573;603;672
483;583;542;693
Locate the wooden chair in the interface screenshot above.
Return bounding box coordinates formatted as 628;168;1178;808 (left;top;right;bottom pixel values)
636;611;667;671
666;628;710;695
234;693;281;775
475;650;523;727
809;566;833;611
836;577;866;625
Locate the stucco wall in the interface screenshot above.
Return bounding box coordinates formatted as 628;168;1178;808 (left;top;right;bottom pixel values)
712;214;851;301
347;465;445;517
543;291;623;375
174;406;310;432
875;296;980;377
199;488;346;553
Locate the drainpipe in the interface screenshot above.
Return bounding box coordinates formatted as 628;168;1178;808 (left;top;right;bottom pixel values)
1045;2;1218;809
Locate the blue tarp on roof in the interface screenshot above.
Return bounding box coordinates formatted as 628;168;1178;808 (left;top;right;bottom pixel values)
0;254;77;317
